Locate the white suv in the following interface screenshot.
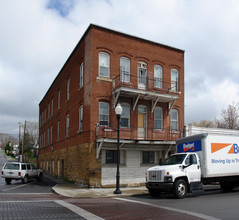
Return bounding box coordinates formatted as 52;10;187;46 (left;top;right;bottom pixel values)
1;162;43;184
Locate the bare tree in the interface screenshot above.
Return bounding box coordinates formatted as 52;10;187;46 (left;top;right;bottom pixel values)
192;120;215;128
215;103;239;130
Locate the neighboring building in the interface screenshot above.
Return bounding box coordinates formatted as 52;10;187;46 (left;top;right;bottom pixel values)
185;124;239;137
39;24;185;187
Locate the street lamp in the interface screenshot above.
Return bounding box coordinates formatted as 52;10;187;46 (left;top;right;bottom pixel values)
114;103;123;194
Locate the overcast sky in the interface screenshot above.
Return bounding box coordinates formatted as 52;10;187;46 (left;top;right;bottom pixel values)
1;0;239;136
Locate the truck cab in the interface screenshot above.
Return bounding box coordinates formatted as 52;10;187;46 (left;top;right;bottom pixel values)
146;153;202;199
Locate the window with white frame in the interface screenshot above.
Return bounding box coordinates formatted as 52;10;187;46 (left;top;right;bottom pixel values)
50;126;53;144
154;107;163;129
79;105;83;131
99;52;110;78
66;114;69;137
58;90;61;109
154;65;163;88
57;120;60;140
120;57;130;83
99;102;109;126
121;103;130;128
171;109;179;131
67;79;70;100
80;62;83;88
171;69;179;91
51;98;53;116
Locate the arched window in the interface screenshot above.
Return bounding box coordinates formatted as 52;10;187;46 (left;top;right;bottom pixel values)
171;69;179;91
120;57;130;83
171;109;179;131
154;107;163;129
154;65;163;88
99;52;110;78
99;101;109;126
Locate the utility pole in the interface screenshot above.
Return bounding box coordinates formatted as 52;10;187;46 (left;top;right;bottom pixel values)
22;120;26;162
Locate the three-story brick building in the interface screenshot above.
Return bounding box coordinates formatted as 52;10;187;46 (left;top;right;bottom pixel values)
39;24;184;187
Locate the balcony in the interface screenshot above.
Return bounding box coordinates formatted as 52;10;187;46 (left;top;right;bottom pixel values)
112;73;180;111
96;126;182;142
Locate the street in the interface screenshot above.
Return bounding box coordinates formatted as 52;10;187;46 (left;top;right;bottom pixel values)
1;150;239;220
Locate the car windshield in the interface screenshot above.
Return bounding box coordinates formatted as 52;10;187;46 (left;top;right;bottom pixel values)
4;163;19;170
161;154;187;165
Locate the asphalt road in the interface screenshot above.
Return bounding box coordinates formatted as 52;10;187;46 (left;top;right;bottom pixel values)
1;150;239;220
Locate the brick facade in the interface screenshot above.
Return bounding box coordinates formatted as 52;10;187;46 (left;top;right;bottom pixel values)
39;24;184;187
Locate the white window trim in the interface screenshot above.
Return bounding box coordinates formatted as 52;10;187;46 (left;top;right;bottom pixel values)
99;101;109;127
80;62;84;88
171;109;179;131
79;105;83;131
154;106;163;130
99;52;110;78
154;65;163;88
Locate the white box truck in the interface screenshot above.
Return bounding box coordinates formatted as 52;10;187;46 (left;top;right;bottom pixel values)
146;133;239;198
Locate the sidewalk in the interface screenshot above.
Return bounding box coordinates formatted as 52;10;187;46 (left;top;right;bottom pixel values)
52;184;148;198
44;172;148;198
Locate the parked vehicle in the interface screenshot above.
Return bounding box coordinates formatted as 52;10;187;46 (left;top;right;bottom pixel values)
146;133;239;198
1;162;43;184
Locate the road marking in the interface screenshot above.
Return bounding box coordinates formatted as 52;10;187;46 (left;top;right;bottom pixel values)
55;200;105;220
1;182;35;192
115;198;220;220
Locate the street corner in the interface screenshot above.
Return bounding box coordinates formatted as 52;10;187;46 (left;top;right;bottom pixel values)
52;184;149;198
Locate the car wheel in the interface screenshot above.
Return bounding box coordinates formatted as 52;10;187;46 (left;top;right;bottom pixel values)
22;175;29;184
173;179;187;199
5;178;12;184
37;173;43;182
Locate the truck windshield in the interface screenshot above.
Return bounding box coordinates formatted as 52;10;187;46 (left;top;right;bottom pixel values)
161;154;187;165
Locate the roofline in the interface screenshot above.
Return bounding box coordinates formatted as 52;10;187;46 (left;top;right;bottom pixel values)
39;24;184;106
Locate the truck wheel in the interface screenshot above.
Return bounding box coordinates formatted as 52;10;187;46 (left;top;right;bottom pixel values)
174;179;187;199
5;178;12;184
22;175;29;184
149;189;161;197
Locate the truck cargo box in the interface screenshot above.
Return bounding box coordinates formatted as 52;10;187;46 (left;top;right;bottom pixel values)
176;133;239;178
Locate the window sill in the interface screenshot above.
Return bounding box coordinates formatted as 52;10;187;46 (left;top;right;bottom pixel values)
97;76;112;82
153;129;164;133
169;90;181;95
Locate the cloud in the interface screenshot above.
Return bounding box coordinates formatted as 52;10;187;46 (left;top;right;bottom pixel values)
1;0;239;136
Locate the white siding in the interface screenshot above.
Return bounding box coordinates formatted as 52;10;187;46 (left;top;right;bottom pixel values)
101;149;154;186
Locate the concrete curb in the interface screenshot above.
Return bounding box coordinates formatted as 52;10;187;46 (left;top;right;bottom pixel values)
52;184;148;198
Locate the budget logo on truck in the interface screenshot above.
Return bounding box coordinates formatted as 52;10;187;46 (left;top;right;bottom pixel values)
177;140;202;153
211;143;239;154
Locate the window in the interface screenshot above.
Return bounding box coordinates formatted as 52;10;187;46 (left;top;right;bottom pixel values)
67;79;70;100
120;57;130;83
138;62;147;89
66;114;69;137
47;128;49;145
50;126;53;144
48;103;50;120
99;102;109;126
99;52;110;78
58;90;61;109
51;98;53;116
171;69;179;91
142;151;155;163
79;105;83;131
154;107;163;129
106;150;118;163
57;120;60;140
121;103;130;128
171;109;179;131
80;62;84;88
185;154;197;165
154;65;163;88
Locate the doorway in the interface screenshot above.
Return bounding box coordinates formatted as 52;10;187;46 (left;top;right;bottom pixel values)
138;106;147;139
